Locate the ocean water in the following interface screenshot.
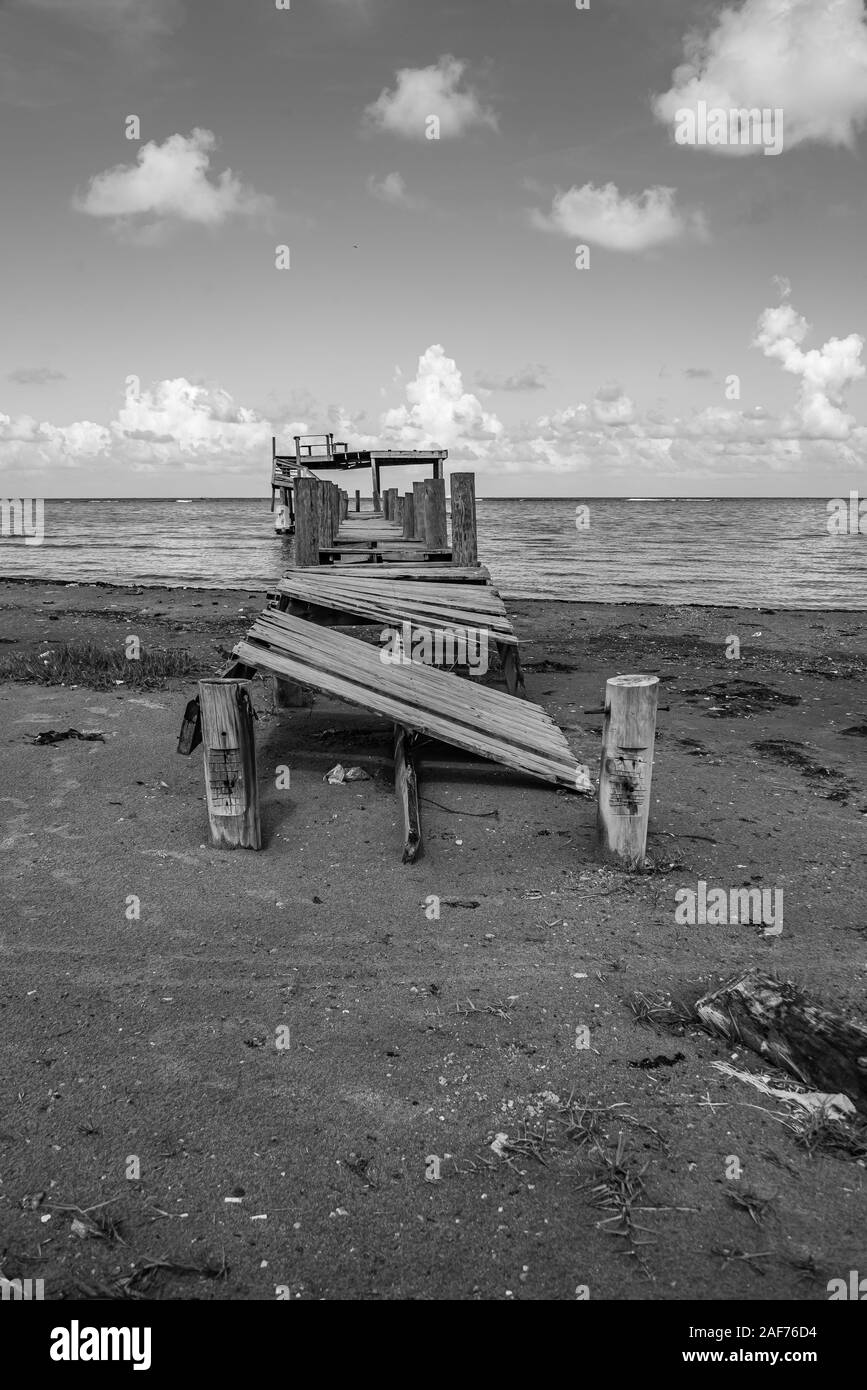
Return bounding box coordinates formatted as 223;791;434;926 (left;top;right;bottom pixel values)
0;497;864;608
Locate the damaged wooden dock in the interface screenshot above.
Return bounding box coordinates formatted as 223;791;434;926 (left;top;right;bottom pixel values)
182;450;593;862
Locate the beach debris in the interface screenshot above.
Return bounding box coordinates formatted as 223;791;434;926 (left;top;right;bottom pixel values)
683;678;800;718
489;1132;511;1158
710;1061;854;1120
30;728;105;745
629;1053;686;1070
324;763;370;783
696;971;867;1111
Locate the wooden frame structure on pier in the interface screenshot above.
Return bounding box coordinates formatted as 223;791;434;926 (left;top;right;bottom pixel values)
270;433;448;527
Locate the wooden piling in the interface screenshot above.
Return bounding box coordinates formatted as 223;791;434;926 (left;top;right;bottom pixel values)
294;477;319;567
412;481;427;541
450;472;478;566
402;491;415;540
423;477;448;550
198;680;261;850
316;481;332;549
355;489;361;513
394;725;422;863
596;675;658;869
394;494;404;528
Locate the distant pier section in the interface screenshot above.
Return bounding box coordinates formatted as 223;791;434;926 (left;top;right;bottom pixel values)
270;433;448;533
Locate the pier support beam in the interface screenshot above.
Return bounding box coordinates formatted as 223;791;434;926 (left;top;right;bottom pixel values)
402;491;415;540
355;490;361;513
596;674;658;870
198;680;261;850
450;473;478;567
294;478;320;567
412;482;426;541
423;478;448;550
394;724;422;863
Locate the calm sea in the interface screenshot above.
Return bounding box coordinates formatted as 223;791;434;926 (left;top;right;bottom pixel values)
0;497;864;608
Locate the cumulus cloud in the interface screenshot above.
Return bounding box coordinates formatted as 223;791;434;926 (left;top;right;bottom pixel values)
653;0;867;153
365;171;423;209
381;345;503;456
7;366;66;385
73;129;272;240
475;364;549;393
591;384;635;426
364;55;498;139
17;0;184;42
531;182;708;252
753;299;866;438
3;297;864;478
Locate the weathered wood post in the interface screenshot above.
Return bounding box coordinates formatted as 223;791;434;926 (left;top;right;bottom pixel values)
402;491;415;540
412;481;426;540
596;675;658;869
372;460;381;512
339;490;348;521
316;480;332;550
423;478;448;550
330;482;340;539
198;680;261;850
355;489;361;513
294;477;319;567
450;472;478;566
395;494;404;528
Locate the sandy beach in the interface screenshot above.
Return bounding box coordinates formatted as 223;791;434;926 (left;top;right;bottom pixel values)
1;578;865;1301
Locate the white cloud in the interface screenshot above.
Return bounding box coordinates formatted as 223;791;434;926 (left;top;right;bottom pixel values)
365;171;423;209
73;129;272;240
3;298;864;478
753;300;866;438
364;55;498;139
381;345;503;456
653;0;867;153
531;182;708;252
17;0;184;42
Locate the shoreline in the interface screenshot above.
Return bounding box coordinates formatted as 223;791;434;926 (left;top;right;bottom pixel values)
1;573;865;615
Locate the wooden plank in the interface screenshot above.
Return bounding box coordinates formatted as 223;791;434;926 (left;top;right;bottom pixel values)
242;616;576;759
250;611;561;741
235;635;586;790
394;725;423;863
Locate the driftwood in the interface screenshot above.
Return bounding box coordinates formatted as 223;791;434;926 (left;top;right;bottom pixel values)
696;970;867;1111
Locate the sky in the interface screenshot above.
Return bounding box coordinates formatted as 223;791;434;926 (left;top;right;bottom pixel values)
1;0;867;496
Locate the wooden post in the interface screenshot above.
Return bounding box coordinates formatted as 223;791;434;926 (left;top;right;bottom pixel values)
294;477;319;567
402;491;415;540
372;460;381;512
330;482;340;539
394;725;422;863
198;680;261;850
395;495;404;528
316;481;332;549
412;481;427;540
423;478;448;550
340;491;348;521
355;489;361;513
596;675;658;869
450;472;478;566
